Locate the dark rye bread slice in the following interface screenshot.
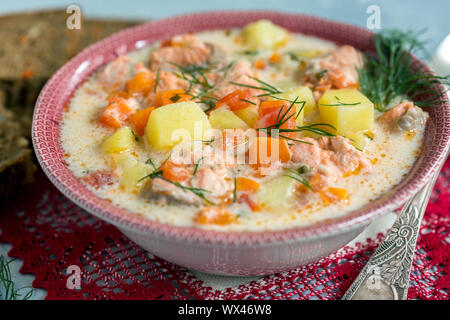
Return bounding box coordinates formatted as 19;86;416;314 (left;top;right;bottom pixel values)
0;10;138;136
0;90;35;197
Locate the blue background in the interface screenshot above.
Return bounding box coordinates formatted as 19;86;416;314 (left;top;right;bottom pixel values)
0;0;449;52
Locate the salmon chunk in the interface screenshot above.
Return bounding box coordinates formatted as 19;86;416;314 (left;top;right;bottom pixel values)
150;34;211;71
214;60;263;98
303;45;362;99
191;167;232;197
150;178;201;206
99;55;132;90
380;100;428;132
319;45;362;89
291;135;371;190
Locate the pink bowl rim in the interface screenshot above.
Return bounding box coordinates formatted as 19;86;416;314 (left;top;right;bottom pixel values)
32;10;450;246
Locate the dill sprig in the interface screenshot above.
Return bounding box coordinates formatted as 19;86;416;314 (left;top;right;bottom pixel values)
320;96;361;107
145;158;158;171
218;61;236;79
239;50;260;56
256;97;327;144
193;157;205;176
0;256;33;300
358;29;450;112
153;68;160;93
296;123;336;136
233;177;237;203
170;62;214;90
230;76;282;95
284;166;313;191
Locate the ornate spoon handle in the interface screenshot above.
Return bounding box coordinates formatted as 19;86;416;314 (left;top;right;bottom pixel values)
342;165;442;300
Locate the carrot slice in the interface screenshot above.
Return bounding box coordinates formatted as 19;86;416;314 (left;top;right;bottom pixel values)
254;59;266;69
126;71;154;95
216;89;256;111
98;97;132;129
238;193;260;212
236;177;261;193
155;89;192;107
129;107;154;136
256;100;297;139
194;207;237;225
248;136;291;166
268;52;281;64
161;160;191;183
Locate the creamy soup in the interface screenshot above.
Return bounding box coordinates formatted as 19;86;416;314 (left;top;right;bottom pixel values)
61;20;427;231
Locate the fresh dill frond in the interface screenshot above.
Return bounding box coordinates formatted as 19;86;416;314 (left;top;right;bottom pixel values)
193;157;205;176
320;96;361;107
239;50;259;56
316;69;328;80
286;51;300;62
145;158;158;170
358;29;450;112
296;123;336;137
239;99;257;106
138;167;215;205
0;256;33;300
131;130;139;142
219;61;236;78
153;67;160;93
285;166;313;191
230;75;282;95
233;177;237;203
169;94;182;103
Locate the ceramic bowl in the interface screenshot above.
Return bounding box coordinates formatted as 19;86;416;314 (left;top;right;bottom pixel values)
32;11;450;275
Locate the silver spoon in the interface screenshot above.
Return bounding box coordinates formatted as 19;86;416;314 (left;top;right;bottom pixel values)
342;163;443;300
342;35;450;300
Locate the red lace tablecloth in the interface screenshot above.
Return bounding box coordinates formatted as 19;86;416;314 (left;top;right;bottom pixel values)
0;159;448;300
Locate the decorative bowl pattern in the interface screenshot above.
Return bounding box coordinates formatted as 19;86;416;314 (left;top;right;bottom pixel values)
32;11;450;275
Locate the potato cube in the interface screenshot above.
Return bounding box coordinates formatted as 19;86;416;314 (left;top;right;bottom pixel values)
101;127;135;153
343;131;367;151
318;88;374;134
254;175;295;208
209;108;249;130
121;161;152;192
145;101;211;150
234;106;259;127
243;20;288;50
110;153;137;169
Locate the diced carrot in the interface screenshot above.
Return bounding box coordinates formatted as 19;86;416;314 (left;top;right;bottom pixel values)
161;160;191;183
256;100;297;139
129;107;154;136
108;91;130;103
320;187;349;204
254;59;266;69
126;71;154;95
268;52;281;64
236;177;261;193
248;136;291;165
216;89;256;111
194;207;237;225
238;193;260;212
155;89;192;107
98;97;133;129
